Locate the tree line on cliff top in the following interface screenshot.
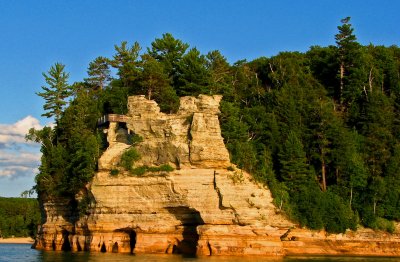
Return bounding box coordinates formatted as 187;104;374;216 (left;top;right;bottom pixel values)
28;17;400;233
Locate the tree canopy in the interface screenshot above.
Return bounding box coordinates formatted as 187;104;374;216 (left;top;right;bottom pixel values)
0;197;40;238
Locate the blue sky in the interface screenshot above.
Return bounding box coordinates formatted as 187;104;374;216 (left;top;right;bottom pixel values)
0;0;399;197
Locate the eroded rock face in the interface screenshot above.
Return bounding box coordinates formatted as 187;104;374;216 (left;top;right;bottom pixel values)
125;95;230;169
34;95;400;257
34;168;293;255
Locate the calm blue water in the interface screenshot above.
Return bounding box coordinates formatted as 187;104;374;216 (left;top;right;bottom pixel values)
2;244;400;262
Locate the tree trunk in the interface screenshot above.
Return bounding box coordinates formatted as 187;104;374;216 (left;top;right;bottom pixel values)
339;62;344;104
368;67;373;92
349;187;353;208
336;168;339;184
321;157;327;192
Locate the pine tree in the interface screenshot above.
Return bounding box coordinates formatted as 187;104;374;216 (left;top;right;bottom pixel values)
175;48;210;96
148;33;189;82
111;41;141;88
335;17;360;105
85;56;111;90
279;131;311;189
36;63;71;122
139;54;179;112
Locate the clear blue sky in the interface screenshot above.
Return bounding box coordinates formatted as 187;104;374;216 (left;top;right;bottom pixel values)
0;0;399;197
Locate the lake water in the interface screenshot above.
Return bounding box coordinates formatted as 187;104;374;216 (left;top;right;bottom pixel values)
2;244;400;262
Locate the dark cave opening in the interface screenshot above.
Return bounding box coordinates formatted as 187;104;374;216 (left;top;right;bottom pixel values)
76;240;82;251
165;206;204;256
114;228;137;254
61;230;71;251
100;242;107;252
129;230;137;254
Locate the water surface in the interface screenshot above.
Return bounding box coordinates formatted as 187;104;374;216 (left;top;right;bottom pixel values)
2;244;400;262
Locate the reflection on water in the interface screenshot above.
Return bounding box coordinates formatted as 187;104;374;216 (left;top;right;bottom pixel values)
3;244;400;262
285;256;400;262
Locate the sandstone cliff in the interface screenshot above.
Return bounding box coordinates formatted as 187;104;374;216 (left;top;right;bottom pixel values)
33;95;400;257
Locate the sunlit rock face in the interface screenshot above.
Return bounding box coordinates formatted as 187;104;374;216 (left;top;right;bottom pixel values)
33;95;400;257
124;94;231;169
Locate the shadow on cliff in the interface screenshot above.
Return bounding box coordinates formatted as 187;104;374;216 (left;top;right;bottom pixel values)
165;206;204;256
33;189;97;252
113;228;137;254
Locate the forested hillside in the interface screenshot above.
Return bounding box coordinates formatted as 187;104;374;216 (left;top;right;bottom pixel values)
28;17;400;233
0;198;40;238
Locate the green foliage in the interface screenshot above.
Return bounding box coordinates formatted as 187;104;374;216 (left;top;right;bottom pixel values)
120;147;141;172
175;48;210;96
111;41;141;88
216;18;400;233
148;33;189;81
139;54;180;113
131;166;147;176
37;63;72;121
77;195;93;216
372;217;395;233
129;164;174;176
110;169;119;176
128;133;144;145
228;170;245;184
157;164;174;172
85;56;111;90
0;198;41;238
227;166;235;171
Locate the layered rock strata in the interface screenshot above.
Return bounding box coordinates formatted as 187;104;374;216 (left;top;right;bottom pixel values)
34;95;400;257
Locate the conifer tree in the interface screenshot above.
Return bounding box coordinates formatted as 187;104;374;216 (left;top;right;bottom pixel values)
335;17;359;105
139;54;179;112
111;41;141;88
148;33;189;81
175;47;210;96
85;56;111;90
36;63;71;122
279;131;311;189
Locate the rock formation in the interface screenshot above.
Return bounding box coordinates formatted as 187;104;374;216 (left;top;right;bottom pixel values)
33;95;400;257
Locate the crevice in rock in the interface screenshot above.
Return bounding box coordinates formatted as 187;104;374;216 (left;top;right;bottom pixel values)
280;228;292;241
207;241;212;256
230;205;246;226
213;171;229;211
187;114;193;165
166;179;179;195
213;171;245;226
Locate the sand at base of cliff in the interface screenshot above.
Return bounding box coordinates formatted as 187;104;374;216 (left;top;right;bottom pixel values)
0;237;34;244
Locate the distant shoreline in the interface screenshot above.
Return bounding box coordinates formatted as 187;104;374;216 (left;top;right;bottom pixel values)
0;237;34;244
